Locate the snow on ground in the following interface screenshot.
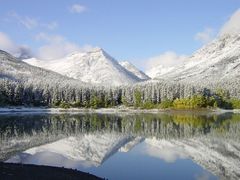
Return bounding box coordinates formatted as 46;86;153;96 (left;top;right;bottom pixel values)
0;106;240;115
0;107;165;114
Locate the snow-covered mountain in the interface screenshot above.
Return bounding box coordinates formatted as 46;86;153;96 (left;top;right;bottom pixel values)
151;34;240;85
0;50;86;86
24;48;143;86
119;61;150;80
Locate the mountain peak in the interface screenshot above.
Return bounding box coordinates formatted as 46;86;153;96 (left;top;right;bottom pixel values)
91;47;104;52
90;47;108;56
86;47;107;56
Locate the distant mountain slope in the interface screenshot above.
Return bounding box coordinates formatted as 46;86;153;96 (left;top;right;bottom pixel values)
152;34;240;85
0;50;86;87
24;48;143;86
145;65;175;79
119;61;150;80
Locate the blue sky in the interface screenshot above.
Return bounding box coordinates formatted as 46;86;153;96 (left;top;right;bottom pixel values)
0;0;239;70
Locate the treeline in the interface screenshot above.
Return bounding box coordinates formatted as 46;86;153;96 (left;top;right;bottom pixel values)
1;79;240;109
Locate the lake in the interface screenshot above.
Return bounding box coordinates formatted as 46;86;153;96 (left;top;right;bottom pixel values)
0;111;240;180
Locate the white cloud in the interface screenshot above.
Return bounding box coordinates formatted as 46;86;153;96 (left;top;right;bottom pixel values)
8;11;58;30
69;4;87;14
146;51;187;69
145;51;188;78
0;32;17;53
35;33;93;60
142;139;188;163
195;28;215;44
0;31;32;58
220;9;240;36
0;32;93;60
144;145;187;163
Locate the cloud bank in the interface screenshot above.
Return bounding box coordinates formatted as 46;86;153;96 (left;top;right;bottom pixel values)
0;32;93;60
146;51;187;69
0;32;32;58
145;51;188;78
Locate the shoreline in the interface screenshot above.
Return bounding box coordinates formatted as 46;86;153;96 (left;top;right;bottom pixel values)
0;106;240;114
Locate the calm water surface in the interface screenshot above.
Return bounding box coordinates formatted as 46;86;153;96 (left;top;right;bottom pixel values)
0;112;240;180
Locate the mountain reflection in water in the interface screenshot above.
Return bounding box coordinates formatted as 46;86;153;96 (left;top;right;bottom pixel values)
0;112;240;180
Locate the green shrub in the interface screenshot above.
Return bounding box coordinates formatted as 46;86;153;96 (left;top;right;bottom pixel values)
71;101;82;107
59;101;71;109
121;96;129;106
173;95;207;109
142;101;156;109
159;99;173;109
90;95;102;109
229;99;240;109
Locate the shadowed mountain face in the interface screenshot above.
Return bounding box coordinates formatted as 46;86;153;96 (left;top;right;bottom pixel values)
1;112;240;180
0;50;86;85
